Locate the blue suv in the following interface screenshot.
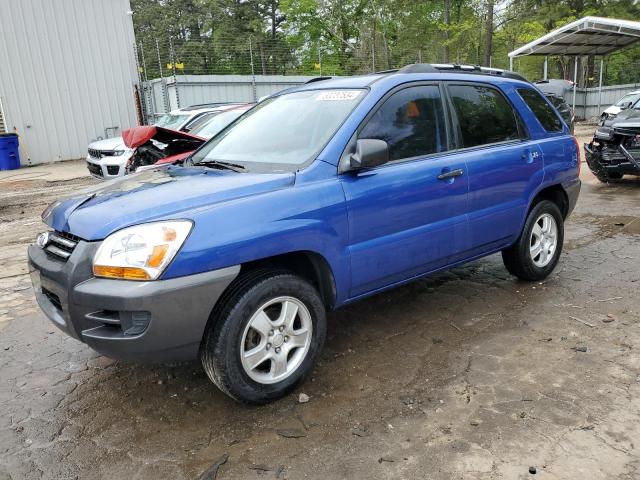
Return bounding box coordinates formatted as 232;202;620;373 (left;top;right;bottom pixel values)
28;64;580;403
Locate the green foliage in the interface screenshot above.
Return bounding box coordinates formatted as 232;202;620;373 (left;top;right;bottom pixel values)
131;0;640;85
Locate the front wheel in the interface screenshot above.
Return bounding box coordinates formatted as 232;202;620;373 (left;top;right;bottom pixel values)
200;270;326;404
502;200;564;281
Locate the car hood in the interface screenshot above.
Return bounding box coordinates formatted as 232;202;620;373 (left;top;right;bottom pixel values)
122;126;205;149
602;108;640;127
604;105;622;115
43;166;295;240
88;136;129;151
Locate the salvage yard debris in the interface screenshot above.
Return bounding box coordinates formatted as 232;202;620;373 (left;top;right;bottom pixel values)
276;429;306;439
197;453;229;480
298;393;310;403
569;315;595;328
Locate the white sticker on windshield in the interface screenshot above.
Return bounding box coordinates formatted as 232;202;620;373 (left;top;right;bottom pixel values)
316;90;361;101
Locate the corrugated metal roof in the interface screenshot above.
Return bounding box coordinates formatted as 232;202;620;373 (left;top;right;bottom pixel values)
0;0;139;164
509;16;640;57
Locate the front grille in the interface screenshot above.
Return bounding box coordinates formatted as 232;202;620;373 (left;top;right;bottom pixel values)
88;148;119;159
87;161;103;177
44;231;80;261
106;165;120;176
88;148;103;159
601;146;627;165
42;288;62;312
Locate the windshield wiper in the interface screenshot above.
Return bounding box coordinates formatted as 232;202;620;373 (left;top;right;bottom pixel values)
194;159;247;172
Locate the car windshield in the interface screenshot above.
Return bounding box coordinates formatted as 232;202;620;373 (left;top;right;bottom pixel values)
155;113;190;130
191;89;365;172
615;93;640;107
191;108;248;139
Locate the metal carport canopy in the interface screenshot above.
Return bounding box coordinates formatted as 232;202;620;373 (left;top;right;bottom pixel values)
508;16;640;117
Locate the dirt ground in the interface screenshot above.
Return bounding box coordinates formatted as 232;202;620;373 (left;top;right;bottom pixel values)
1;126;639;480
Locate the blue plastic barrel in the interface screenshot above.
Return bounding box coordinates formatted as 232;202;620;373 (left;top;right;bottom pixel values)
0;133;20;170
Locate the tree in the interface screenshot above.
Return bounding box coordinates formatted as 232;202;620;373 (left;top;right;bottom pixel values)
130;0;640;84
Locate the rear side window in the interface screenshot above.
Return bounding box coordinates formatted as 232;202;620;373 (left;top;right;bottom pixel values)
517;88;563;132
448;84;521;148
359;85;447;161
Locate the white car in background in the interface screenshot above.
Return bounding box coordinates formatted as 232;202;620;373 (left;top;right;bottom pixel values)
86;103;243;178
601;90;640;120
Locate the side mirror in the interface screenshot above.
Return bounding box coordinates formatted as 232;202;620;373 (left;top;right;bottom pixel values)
350;139;389;170
620;101;633;110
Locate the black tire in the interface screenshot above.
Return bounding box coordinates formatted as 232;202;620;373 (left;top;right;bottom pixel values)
200;269;326;404
502;200;564;281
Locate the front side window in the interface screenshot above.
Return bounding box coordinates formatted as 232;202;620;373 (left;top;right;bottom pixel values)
154;113;190;130
615;93;640;107
359;85;447;161
448;84;521;148
183;112;219;133
518;88;563;132
191;89;364;172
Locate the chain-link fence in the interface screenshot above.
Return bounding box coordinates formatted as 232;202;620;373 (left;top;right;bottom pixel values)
133;37;640;124
133;36;434;123
136;37;428;80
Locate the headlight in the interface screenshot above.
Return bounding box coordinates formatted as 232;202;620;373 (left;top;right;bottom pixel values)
93;221;192;280
113;150;126;156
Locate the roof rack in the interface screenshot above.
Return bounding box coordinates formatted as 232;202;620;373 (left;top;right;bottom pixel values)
372;68;400;75
305;76;332;84
396;63;528;82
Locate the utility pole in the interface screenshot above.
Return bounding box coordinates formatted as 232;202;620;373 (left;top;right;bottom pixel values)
444;0;451;63
249;38;257;102
169;37;180;109
156;39;169;114
139;42;154;123
483;0;494;67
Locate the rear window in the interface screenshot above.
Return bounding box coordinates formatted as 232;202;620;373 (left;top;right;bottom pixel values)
448;84;522;148
518;88;563;132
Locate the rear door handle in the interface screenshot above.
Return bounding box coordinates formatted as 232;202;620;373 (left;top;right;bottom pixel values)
437;168;464;180
522;149;540;163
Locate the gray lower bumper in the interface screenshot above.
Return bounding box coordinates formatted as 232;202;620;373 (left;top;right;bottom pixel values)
564;178;581;218
28;242;239;362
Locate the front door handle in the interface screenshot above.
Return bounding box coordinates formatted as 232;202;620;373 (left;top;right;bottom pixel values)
437;168;464;180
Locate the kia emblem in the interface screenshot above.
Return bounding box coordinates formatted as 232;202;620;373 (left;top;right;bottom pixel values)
36;232;50;249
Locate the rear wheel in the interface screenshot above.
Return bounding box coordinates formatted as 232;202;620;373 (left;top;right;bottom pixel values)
200;270;326;404
502;200;564;281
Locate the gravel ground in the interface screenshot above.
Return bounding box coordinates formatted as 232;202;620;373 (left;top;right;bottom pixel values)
1;129;639;480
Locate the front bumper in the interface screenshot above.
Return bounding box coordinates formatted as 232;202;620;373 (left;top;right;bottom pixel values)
28;241;239;362
86;154;129;179
584;143;640;177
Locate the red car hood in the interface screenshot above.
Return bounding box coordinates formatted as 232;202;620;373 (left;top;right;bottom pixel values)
155;151;193;165
122;126;206;149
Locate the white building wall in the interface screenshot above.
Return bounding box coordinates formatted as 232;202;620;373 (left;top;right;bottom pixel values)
0;0;139;165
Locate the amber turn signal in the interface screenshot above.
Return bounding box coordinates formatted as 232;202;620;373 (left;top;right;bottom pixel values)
93;265;151;280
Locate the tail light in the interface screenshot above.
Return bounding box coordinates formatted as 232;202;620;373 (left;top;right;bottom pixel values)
572;136;581;175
